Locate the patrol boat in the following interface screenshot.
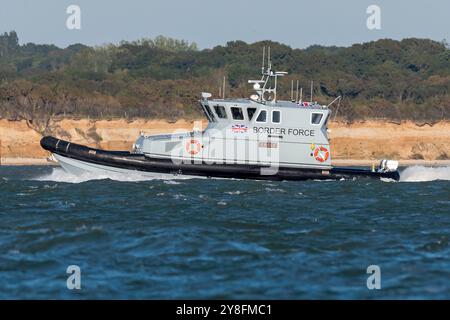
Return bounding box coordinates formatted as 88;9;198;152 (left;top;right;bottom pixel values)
40;49;400;181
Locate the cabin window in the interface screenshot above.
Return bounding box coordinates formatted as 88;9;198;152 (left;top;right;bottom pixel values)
311;113;323;125
272;110;281;123
200;105;211;122
256;110;267;122
204;105;216;122
247;107;257;121
231;107;244;120
214;105;227;119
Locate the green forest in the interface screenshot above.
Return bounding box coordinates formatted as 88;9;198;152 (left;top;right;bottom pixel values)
0;31;449;124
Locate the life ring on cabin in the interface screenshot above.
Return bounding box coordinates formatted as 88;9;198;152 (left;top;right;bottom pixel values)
314;146;329;162
302;102;310;107
186;139;201;155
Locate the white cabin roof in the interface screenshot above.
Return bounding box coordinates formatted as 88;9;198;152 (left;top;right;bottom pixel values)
205;98;328;111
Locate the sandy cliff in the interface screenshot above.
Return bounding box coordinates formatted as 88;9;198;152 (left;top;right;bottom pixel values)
0;118;449;165
328;120;449;161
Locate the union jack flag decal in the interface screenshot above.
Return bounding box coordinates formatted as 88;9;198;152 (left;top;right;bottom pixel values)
231;124;248;133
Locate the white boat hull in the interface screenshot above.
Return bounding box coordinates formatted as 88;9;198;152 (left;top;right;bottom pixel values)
53;154;182;179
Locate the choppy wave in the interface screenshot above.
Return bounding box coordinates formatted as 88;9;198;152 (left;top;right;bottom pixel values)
400;166;450;182
3;165;450;299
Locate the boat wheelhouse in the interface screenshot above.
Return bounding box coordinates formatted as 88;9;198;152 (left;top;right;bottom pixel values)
133;49;332;171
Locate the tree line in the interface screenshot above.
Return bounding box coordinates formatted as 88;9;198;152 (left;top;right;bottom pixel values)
0;31;449;129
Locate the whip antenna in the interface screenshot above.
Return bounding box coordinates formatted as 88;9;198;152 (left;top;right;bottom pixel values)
261;46;265;74
223;76;226;99
291;80;294;102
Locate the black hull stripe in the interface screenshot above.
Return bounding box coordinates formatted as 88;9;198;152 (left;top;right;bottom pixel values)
40;136;400;181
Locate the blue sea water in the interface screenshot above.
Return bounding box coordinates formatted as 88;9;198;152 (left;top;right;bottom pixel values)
0;165;449;299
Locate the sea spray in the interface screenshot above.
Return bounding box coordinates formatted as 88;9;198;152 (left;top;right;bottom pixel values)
400;166;450;182
34;167;195;183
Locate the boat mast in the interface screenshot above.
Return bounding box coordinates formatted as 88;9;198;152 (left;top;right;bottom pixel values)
248;46;287;103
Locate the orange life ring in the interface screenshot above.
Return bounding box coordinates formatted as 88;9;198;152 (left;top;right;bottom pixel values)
186;139;201;155
314;146;329;162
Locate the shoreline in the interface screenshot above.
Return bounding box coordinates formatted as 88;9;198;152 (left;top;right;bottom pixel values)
0;158;58;166
1;118;449;165
1;157;449;167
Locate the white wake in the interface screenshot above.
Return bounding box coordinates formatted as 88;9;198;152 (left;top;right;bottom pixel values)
400;166;450;182
34;168;193;183
34;166;450;183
